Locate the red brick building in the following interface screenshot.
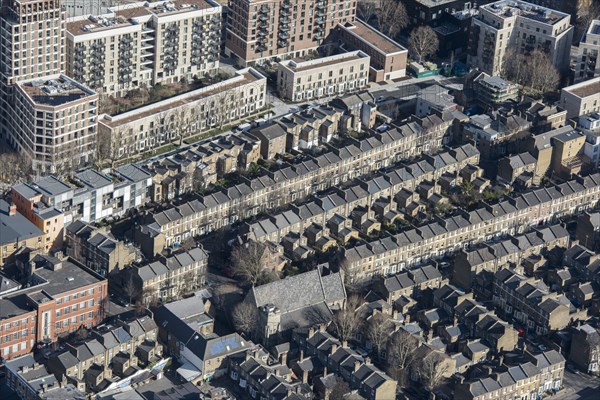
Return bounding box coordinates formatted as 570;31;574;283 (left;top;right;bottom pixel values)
0;255;107;361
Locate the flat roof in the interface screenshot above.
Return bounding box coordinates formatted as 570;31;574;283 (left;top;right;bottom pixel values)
281;51;368;73
341;20;407;55
482;0;570;24
18;75;95;107
564;77;600;98
32;258;104;297
99;68;265;128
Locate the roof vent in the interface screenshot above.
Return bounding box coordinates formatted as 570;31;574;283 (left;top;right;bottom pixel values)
67;277;74;282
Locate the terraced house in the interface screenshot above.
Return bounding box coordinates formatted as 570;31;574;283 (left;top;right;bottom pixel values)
136;126;465;255
342;173;600;281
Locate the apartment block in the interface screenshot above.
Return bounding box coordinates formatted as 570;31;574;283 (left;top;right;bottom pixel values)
277;51;370;102
98;67;267;159
467;0;573;75
573;20;600;83
560;76;600;119
0;255;107;361
0;0;65;87
475;75;519;107
10;75;98;174
225;0;356;66
11;164;152;225
336;19;408;82
0;200;45;268
66;0;222;96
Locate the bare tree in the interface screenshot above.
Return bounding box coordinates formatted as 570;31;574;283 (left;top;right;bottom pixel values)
339;257;360;294
230;241;278;286
0;151;32;185
387;330;420;386
330;295;363;342
408;26;439;63
501;48;528;87
376;0;409;38
366;313;395;359
357;1;377;22
142;287;159;308
417;351;450;391
576;2;600;37
502;49;559;97
329;376;352;400
231;301;259;339
123;275;140;304
527;50;560;97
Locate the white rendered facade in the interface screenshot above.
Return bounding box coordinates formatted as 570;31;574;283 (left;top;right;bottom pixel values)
573;20;600;84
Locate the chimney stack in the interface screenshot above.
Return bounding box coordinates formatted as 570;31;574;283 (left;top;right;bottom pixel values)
9;203;16;216
354;360;361;372
300;350;305;362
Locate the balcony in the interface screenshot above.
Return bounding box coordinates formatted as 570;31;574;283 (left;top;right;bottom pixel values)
279;31;289;39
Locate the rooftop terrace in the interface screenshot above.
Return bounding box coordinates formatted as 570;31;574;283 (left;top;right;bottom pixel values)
482;0;569;25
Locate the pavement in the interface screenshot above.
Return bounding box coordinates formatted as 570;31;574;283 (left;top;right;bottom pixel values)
553;370;600;400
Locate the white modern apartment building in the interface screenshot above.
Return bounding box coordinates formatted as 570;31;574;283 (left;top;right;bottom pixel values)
66;0;222;96
12;75;98;174
560;76;600;119
468;0;573;75
98;67;267;158
580;112;600;167
14;163;152;225
573;19;600;84
277;51;370;102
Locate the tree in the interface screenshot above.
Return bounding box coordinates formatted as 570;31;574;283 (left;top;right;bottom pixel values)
387;330;420;386
576;2;600;37
366;313;395;359
417;351;450;391
123;275;140;304
408;26;439;63
339;257;360;293
376;0;409;38
502;49;560;98
357;1;377;22
74;326;89;341
330;295;363;342
527;50;560;97
230;241;277;286
0;151;32;185
231;301;259;339
329;376;352;400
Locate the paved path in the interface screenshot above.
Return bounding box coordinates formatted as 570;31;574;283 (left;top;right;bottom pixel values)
553;370;600;400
